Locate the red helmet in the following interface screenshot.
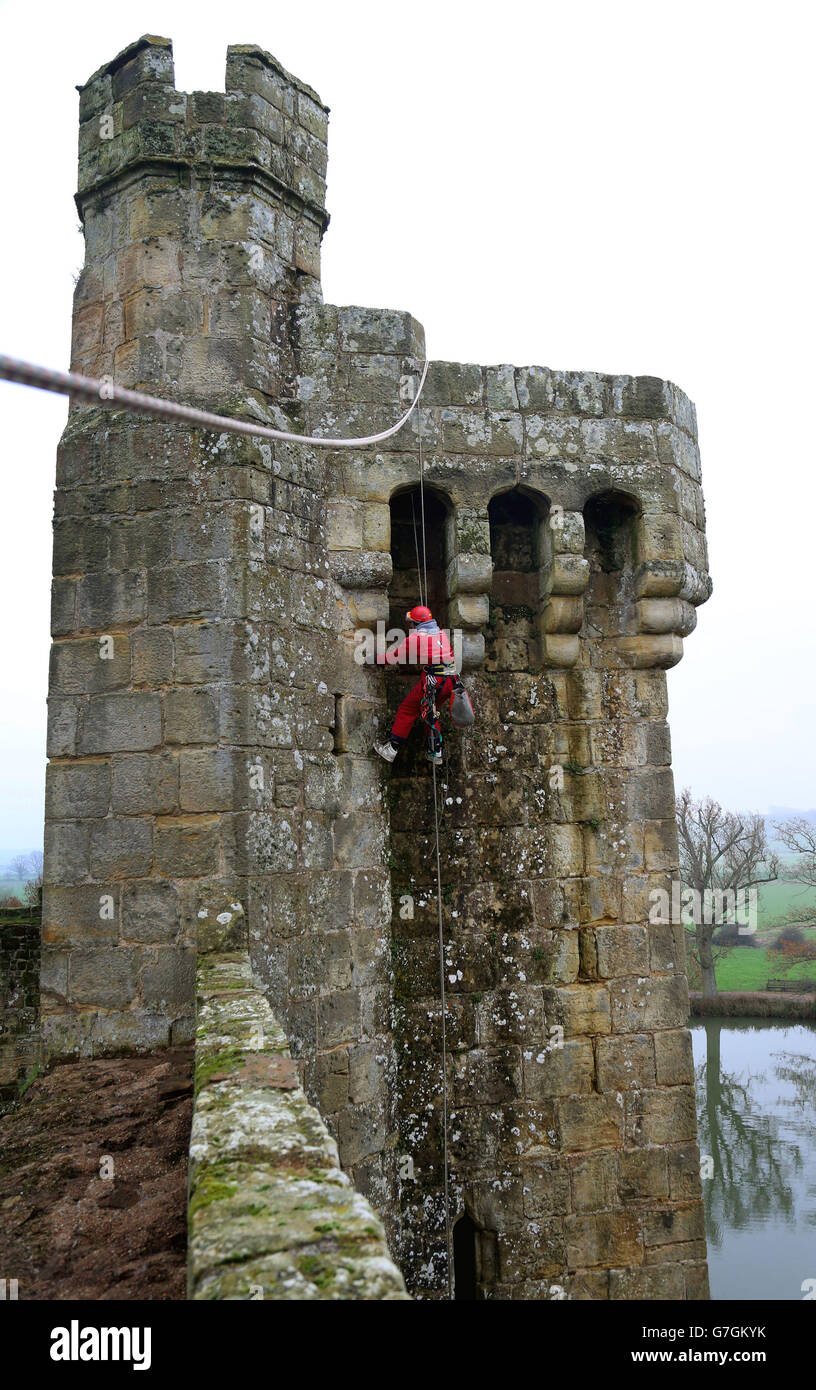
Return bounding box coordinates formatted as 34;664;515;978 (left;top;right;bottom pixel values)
406;605;432;623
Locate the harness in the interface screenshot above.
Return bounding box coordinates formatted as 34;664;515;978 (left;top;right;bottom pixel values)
419;671;445;756
420;668;460;753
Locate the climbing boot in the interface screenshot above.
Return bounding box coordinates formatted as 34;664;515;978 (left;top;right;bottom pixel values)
425;744;443;765
374;740;398;763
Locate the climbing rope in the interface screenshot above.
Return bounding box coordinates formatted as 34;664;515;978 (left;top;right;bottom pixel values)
0;353;429;450
431;757;453;1300
417;406;429;608
413;395;454;1301
410;493;425;609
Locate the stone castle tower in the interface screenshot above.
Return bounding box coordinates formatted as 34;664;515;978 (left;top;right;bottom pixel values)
42;34;712;1298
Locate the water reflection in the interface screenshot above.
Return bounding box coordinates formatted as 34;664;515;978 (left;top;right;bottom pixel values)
691;1020;816;1300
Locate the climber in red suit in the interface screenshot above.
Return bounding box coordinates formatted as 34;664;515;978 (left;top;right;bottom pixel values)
374;605;458;765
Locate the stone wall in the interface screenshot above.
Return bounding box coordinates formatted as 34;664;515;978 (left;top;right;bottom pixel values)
189;937;407;1299
42;34;713;1298
0;911;42;1097
44;30;396;1241
303;345;711;1297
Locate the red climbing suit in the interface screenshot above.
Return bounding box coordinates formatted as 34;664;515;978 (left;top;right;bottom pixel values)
377;622;456;746
390;673;457;741
378;625;455;670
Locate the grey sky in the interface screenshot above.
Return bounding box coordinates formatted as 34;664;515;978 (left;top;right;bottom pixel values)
1;0;813;853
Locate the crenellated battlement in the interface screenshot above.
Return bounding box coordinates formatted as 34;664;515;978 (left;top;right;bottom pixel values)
76;36;329;225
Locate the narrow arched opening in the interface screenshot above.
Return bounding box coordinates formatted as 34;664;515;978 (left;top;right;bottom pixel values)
385;486;453;777
487;487;548;670
583;489;641;638
389;485;451;632
453;1211;479;1300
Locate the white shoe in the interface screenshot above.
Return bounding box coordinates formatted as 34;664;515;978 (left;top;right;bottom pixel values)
425;748;443;765
374;740;398;762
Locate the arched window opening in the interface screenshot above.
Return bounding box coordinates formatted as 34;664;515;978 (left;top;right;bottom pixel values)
583;490;640;638
386;486;453;775
487;488;548;671
389;486;450;633
453;1212;479;1300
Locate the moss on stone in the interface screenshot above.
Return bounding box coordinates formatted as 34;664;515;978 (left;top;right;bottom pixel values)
188;948;409;1299
499;603;536;623
189;1176;239;1220
194;1045;246;1093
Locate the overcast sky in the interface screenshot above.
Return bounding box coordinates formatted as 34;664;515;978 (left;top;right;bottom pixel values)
1;0;814;854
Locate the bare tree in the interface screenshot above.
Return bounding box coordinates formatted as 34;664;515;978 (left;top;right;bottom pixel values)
774;816;816;889
10;850;43;909
676;789;778;997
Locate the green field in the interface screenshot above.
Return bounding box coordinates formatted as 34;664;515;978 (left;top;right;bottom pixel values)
714;944;816;992
685;921;816;992
755;876;816;929
0;874;28;902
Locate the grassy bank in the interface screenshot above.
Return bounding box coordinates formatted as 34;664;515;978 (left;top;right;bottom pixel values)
684;925;816;993
690;991;816;1020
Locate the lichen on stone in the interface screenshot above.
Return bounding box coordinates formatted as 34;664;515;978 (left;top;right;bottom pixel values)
187;951;409;1299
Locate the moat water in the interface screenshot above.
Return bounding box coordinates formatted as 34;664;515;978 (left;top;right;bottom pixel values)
691;1019;816;1301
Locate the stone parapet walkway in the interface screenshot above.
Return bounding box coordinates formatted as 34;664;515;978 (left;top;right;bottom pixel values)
188;950;408;1299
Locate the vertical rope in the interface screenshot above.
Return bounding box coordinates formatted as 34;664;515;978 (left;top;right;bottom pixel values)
415;374;453;1300
410;493;425;609
417;393;429;607
432;758;453;1300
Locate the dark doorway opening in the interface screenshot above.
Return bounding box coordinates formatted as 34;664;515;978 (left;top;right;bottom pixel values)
583;489;640;638
453;1212;478;1300
489;488;542;572
386;486;452;776
389;486;450;631
487;487;548;671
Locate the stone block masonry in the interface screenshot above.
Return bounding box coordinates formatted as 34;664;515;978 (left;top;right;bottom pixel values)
41;33;713;1298
0;911;42;1097
188;936;407;1299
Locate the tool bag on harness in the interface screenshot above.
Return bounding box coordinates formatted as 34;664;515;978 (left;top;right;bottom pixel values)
449;681;475;727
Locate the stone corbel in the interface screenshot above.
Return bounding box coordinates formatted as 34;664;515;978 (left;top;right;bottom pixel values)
446;508;492;669
539;508;588;668
326;496;393;637
617;512;708;669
